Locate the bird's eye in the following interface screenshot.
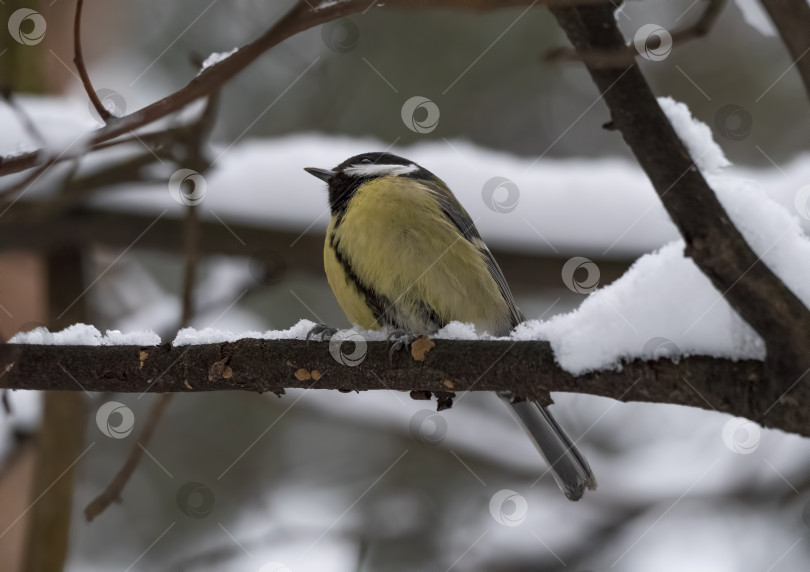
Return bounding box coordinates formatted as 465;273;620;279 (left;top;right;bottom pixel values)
360;158;372;164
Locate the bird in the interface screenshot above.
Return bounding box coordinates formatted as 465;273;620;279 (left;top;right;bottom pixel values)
304;152;597;500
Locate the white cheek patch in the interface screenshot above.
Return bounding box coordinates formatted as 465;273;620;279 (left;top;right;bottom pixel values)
343;163;419;177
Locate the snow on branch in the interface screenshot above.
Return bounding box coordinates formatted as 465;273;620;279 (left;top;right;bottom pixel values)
548;2;810;389
2;337;806;437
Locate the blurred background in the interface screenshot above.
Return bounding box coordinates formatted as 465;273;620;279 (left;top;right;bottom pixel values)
1;0;810;570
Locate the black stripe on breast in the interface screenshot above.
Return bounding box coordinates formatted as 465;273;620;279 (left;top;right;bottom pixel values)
329;234;445;332
330;233;396;328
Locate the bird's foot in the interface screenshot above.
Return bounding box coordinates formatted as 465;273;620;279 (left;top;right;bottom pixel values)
306;323;338;342
387;329;418;361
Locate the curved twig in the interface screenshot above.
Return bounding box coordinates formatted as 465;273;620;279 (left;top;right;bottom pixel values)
74;0;113;123
0;0;606;178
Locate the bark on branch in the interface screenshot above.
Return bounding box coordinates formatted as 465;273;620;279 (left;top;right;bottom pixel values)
549;2;810;394
2;339;805;437
760;0;810;101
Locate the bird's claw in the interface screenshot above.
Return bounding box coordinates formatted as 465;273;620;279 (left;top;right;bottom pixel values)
307;323;338;342
388;329;417;361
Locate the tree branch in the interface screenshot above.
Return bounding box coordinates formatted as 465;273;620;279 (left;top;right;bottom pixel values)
0;0;602;178
1;339;803;436
759;0;810;101
546;0;728;67
548;2;810;392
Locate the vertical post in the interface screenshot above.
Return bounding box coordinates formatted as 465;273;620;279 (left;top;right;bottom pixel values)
22;247;88;572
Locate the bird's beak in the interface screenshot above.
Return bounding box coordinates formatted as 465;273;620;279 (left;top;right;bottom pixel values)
304;167;336;183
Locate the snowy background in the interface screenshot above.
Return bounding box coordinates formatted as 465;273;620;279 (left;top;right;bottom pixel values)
1;0;810;571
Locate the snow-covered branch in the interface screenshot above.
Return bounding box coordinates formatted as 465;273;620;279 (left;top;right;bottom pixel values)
3;338;805;437
549;2;810;391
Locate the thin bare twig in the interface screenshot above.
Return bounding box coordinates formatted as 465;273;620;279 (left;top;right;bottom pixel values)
0;87;46;147
74;0;113;122
546;0;728;67
82;91;215;522
0;0;606;178
83;390;172;521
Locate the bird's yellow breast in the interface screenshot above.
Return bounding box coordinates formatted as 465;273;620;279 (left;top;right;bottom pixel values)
323;177;512;334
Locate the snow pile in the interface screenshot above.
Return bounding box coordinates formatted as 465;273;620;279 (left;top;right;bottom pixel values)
8;324;160;346
511;98;810;373
5;96;810;258
173;319;318;345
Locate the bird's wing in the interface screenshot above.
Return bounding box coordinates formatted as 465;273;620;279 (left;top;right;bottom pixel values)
423;179;525;328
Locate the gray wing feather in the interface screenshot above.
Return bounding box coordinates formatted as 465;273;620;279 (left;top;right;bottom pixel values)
424;179;597;501
423;179;524;328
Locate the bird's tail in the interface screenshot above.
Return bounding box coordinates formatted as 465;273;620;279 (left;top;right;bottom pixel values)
502;396;597;501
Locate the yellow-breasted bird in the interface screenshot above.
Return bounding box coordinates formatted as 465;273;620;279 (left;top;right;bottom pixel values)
305;152;597;500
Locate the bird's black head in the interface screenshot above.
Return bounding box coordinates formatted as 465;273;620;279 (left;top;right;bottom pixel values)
305;152;435;216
